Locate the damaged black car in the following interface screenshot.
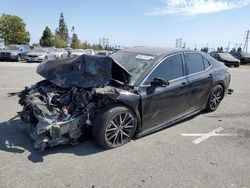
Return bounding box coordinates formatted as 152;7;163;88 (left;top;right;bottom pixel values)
17;47;232;150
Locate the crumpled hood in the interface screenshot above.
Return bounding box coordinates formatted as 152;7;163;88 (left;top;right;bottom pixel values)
36;54;131;88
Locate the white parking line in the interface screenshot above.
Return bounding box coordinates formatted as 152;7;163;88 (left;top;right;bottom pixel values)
234;90;250;93
0;87;23;90
181;127;242;144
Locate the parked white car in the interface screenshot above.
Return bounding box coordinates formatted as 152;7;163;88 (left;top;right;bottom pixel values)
53;48;68;59
70;49;85;57
85;49;95;55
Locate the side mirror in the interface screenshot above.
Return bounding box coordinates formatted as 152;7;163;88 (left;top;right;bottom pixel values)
151;77;169;87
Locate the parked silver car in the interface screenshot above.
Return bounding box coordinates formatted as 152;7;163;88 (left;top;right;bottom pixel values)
53;48;68;59
0;45;30;61
25;48;55;62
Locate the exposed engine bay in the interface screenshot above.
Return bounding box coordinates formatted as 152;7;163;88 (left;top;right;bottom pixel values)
17;55;140;150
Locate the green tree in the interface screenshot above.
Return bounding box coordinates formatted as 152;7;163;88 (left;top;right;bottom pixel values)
39;26;54;47
201;47;208;53
237;47;242;52
70;33;81;49
54;34;67;48
0;14;30;45
81;41;91;49
55;13;69;45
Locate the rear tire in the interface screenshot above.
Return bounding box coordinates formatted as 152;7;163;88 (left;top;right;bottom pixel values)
93;105;137;149
205;85;224;112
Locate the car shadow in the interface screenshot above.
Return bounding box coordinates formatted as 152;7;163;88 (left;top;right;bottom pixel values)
0;119;104;163
0;111;206;163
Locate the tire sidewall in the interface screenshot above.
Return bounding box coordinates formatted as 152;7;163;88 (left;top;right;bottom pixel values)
206;85;224;112
93;105;137;149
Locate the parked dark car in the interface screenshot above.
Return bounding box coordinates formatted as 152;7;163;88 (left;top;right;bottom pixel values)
17;47;231;150
0;45;31;61
231;52;250;64
210;52;240;67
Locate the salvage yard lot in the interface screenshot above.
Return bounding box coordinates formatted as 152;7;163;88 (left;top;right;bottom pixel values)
0;62;250;188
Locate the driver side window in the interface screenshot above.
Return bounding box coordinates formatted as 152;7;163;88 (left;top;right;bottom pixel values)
144;54;184;85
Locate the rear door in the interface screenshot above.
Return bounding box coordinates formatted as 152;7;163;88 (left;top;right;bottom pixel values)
139;53;190;131
184;53;214;111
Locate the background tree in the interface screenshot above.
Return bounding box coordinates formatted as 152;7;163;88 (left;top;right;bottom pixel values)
81;41;91;49
201;47;208;53
230;47;236;53
217;47;223;52
54;34;67;48
70;33;81;49
237;47;242;52
39;26;54;47
55;13;69;45
0;14;30;45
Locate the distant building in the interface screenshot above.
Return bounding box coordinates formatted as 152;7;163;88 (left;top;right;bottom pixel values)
99;37;109;48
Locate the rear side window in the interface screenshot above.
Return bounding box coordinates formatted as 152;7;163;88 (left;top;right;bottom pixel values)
144;54;183;84
203;57;210;69
185;53;205;74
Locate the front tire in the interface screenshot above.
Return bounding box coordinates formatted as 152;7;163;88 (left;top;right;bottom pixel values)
93;105;137;149
17;55;21;62
234;63;240;68
205;85;224;112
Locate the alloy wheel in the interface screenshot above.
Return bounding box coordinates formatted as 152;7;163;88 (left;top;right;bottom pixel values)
105;112;135;147
209;86;223;111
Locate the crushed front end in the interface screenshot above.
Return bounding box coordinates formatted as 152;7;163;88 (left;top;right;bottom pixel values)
17;54;134;151
19;80;120;150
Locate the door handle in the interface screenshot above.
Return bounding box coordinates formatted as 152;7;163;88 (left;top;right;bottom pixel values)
209;73;213;77
180;82;187;89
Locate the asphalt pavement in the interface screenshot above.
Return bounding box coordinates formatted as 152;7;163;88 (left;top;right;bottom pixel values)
0;62;249;188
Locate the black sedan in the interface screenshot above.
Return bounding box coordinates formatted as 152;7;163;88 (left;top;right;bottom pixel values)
231;52;250;64
17;47;231;150
210;52;240;67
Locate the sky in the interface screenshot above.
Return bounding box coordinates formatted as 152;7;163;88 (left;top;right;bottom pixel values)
0;0;250;50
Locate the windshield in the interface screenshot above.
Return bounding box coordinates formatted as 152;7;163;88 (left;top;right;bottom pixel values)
241;52;250;57
109;51;156;83
5;45;19;50
33;48;46;53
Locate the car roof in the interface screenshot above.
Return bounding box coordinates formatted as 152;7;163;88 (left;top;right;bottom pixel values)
121;47;194;58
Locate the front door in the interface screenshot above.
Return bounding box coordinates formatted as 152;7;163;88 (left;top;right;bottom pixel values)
139;53;190;131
